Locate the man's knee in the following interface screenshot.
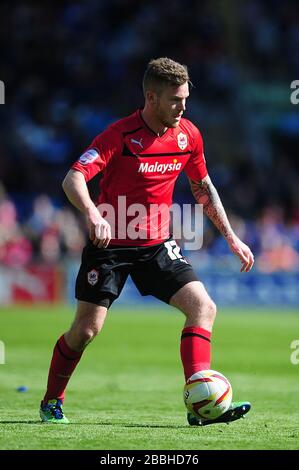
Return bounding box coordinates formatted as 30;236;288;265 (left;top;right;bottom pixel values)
186;290;217;326
188;297;216;323
170;281;216;328
67;322;100;350
204;299;217;322
66;302;108;350
78;324;100;344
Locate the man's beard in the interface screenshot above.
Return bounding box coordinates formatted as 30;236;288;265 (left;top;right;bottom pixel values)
158;110;177;128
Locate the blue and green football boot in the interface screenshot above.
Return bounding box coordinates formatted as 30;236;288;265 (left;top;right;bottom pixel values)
187;401;251;426
40;399;69;424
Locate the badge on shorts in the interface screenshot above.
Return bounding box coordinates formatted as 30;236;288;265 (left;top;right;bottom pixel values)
87;269;99;286
177;132;187;150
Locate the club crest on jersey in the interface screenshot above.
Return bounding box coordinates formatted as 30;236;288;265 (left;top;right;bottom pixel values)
79;148;99;165
177;132;188;150
87;269;99;286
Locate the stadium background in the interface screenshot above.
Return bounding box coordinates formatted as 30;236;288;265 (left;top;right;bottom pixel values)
0;0;299;452
1;0;299;306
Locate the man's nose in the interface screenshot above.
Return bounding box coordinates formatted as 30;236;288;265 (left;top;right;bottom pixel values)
179;100;186;112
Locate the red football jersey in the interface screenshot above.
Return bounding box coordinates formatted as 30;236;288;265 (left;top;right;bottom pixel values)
71;109;207;246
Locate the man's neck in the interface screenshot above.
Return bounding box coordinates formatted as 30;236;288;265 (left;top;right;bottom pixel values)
141;107;167;137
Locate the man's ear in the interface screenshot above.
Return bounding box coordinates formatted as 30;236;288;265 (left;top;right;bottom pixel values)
145;90;158;105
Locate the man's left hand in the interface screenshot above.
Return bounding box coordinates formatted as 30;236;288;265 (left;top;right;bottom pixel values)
227;234;254;272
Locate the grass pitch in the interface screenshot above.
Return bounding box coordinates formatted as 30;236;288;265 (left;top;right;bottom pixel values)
0;304;299;450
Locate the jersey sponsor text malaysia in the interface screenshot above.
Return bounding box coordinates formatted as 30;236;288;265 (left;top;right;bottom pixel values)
71;110;207;246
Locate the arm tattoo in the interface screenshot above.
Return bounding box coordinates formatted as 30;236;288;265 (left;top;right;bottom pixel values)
189;175;233;239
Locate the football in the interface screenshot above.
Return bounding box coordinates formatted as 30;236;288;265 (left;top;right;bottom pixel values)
183;369;232;420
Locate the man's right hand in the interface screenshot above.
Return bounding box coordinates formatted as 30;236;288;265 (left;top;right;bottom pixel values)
61;170;112;248
86;206;111;248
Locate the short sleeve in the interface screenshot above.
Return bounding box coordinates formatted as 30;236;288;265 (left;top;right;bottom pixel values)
184;126;207;181
71;127;122;182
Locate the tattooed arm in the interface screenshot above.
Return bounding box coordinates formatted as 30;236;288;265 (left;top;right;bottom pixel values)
189;175;254;272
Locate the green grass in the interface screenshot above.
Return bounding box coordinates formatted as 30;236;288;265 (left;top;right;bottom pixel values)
0;304;299;450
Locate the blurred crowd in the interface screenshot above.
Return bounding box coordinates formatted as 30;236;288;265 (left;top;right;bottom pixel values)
0;184;86;266
0;0;298;272
1;184;298;273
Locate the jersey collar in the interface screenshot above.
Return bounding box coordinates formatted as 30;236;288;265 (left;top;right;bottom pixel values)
137;109;171;140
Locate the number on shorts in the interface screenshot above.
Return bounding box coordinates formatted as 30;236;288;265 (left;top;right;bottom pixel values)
164;240;182;260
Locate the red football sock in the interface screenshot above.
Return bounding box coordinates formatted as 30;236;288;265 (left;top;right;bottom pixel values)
180;326;211;381
43;335;83;404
